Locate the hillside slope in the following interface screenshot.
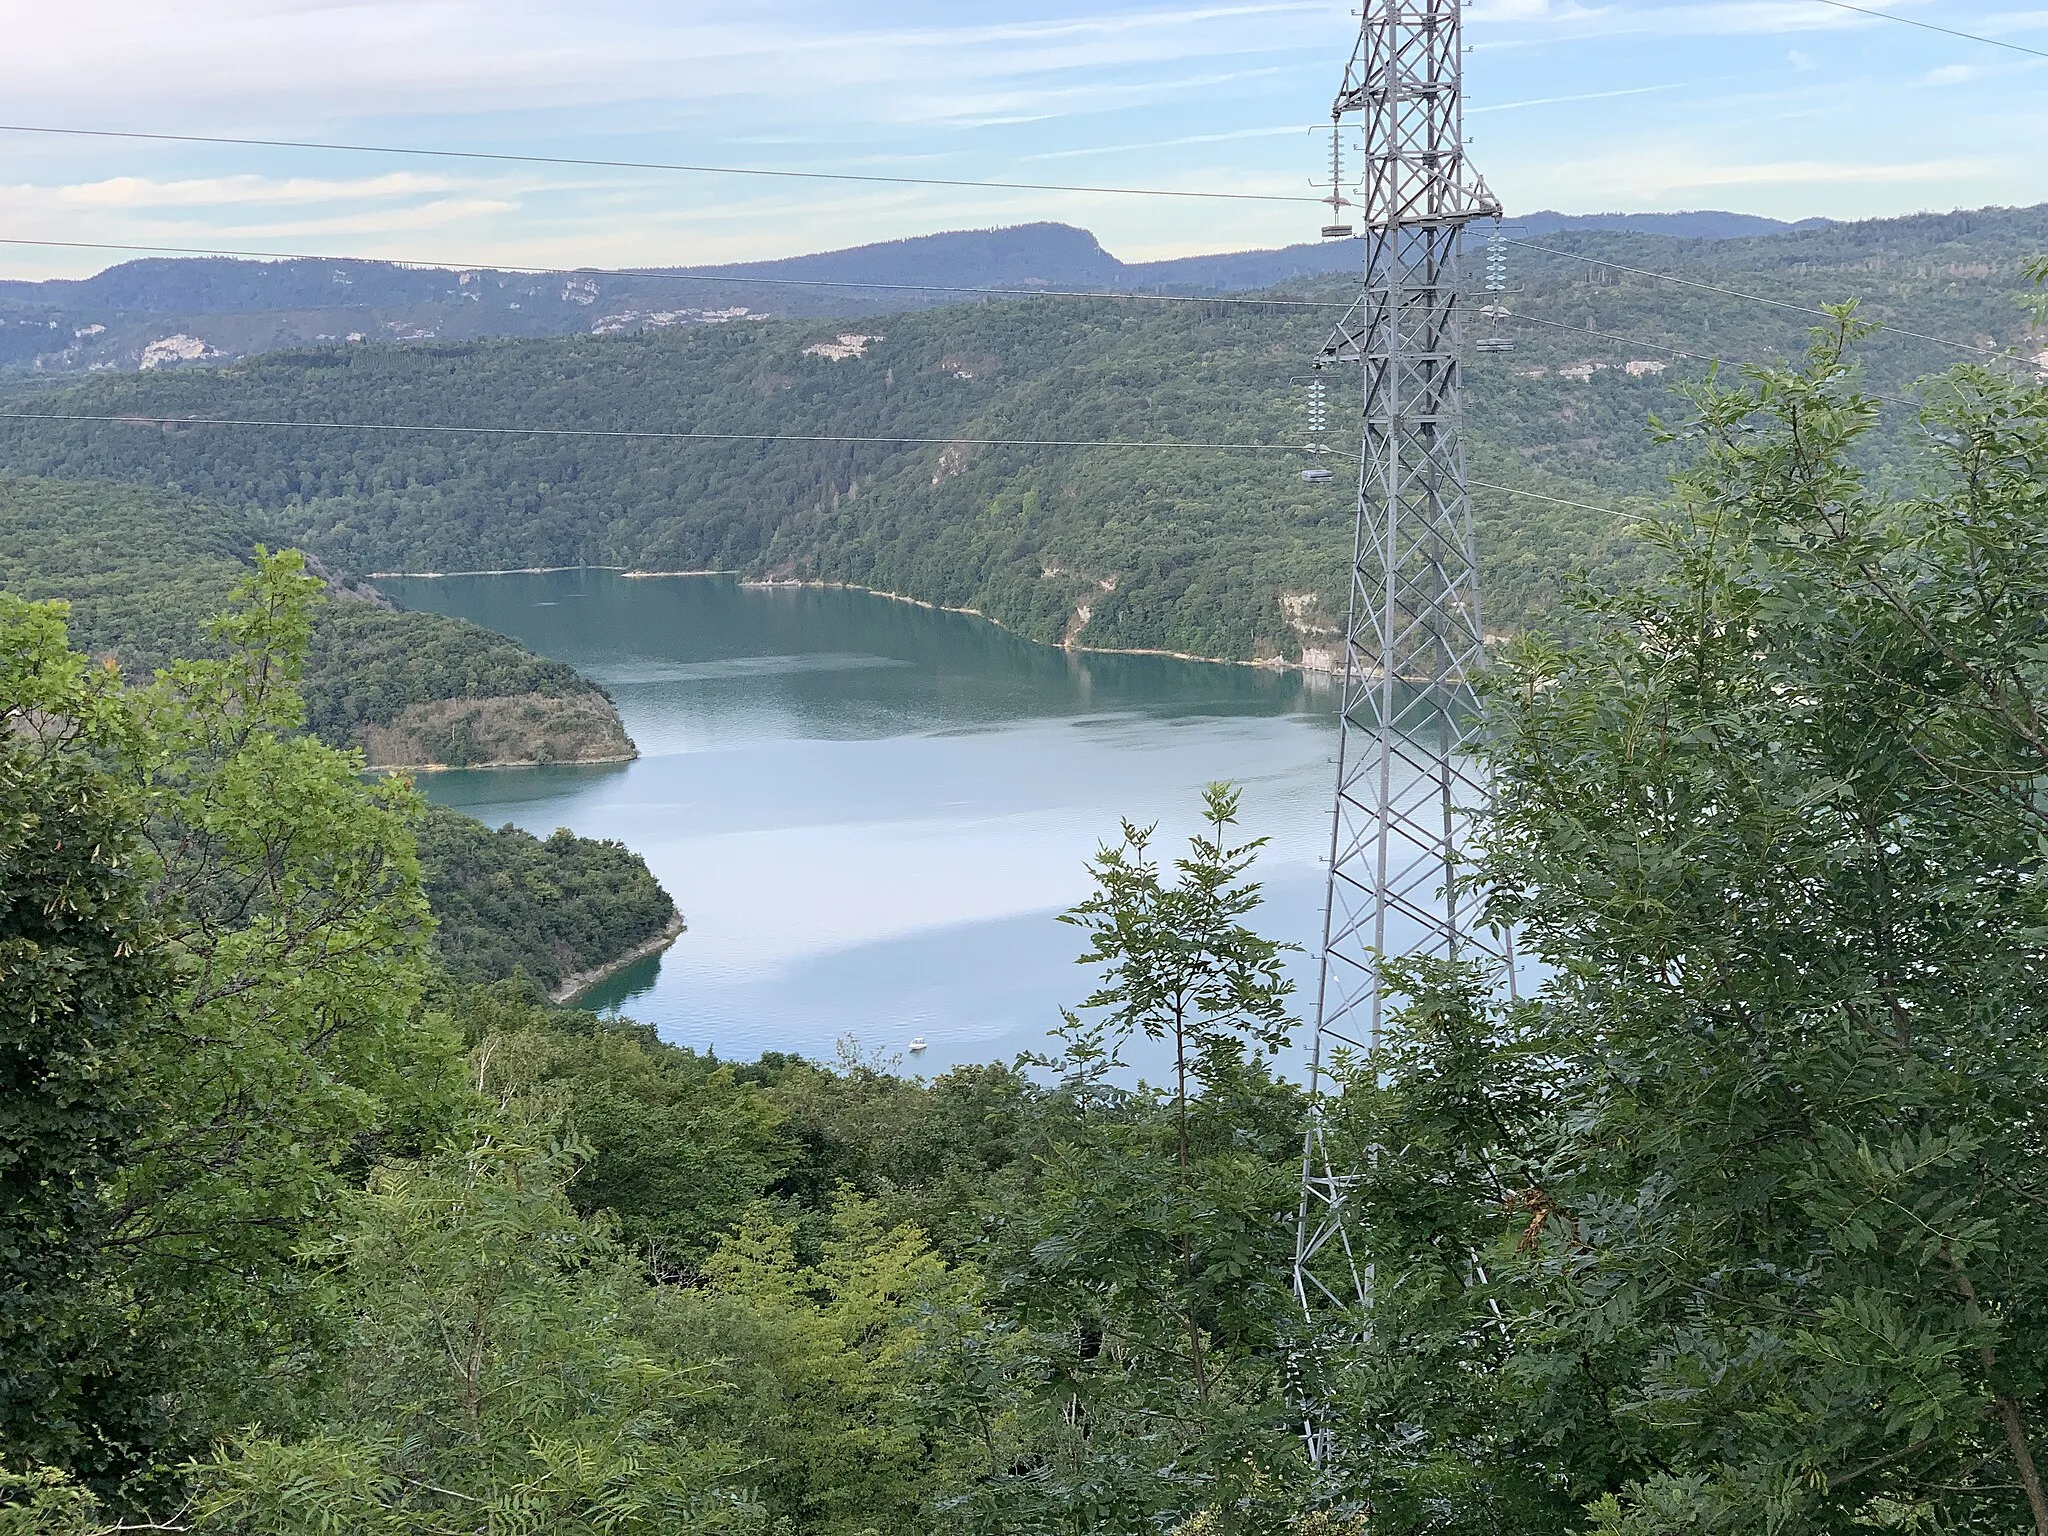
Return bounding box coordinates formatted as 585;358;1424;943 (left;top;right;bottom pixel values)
1;203;2040;666
417;805;682;1000
0;475;635;767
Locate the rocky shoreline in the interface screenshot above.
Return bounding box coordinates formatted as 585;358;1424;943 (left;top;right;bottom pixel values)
552;913;687;1005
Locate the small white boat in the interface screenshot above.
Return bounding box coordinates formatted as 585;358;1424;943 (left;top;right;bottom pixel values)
907;1036;928;1054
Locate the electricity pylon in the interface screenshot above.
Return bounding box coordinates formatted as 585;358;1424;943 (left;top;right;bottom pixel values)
1292;0;1510;1468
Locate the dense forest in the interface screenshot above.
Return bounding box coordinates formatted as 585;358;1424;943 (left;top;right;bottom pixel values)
3;204;2042;663
0;475;633;766
7;293;2048;1532
417;805;680;997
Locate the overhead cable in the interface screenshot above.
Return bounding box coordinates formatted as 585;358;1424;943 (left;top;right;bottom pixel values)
0;122;1324;206
0;235;1354;311
1802;0;2048;59
1470;479;1636;517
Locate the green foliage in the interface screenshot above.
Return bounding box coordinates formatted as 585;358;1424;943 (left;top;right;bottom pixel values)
963;787;1308;1535
1315;962;1587;1535
683;1191;981;1536
417;806;677;993
298;600;598;744
193;1132;756;1536
739;1047;1047;1263
20;308;2048;1536
460;991;789;1268
0;594;158;1468
0;291;1657;663
1339;325;2048;1533
0;473;621;757
0;553;469;1489
8;210;2047;666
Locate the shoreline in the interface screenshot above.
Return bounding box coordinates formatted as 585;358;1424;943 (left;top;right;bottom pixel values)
736;576;1343;674
368;565;738;580
738;576;996;623
368;564;625;579
554;913;687;1005
371;750;639;774
371;565;1344;676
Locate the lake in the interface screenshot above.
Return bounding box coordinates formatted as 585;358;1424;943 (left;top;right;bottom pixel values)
380;571;1342;1075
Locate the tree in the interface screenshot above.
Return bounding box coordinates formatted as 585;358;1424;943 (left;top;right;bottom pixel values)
95;551;466;1470
193;1130;756;1536
1353;317;2048;1533
1313;961;1586;1536
0;595;159;1470
463;993;790;1273
0;553;467;1492
681;1189;981;1536
967;785;1306;1536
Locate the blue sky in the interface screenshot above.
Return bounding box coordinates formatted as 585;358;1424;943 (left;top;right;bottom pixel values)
0;0;2042;279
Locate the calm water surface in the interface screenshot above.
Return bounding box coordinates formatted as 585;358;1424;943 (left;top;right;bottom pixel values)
380;572;1342;1073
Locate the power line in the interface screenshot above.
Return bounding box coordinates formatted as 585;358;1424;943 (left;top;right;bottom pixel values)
1471;478;1635;517
0;122;1323;207
0;407;1298;453
1802;0;2048;59
0;139;2008;357
1497;236;2016;359
0;235;1354;312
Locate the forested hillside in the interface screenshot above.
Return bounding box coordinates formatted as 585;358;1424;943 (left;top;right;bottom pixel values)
1;204;2041;664
417;806;682;998
9;335;2048;1531
0;475;633;766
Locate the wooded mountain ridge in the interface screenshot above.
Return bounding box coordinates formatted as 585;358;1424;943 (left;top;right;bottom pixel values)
0;203;2041;666
2;206;1849;374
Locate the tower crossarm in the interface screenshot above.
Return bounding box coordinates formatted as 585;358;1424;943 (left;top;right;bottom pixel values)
1332;0;1500;232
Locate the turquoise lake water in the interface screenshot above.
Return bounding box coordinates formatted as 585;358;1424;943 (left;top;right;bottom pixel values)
380;571;1343;1074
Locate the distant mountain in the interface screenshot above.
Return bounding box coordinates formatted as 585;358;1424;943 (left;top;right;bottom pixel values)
0;206;1996;376
679;222;1130;292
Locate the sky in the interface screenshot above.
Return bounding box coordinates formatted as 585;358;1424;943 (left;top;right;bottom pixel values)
0;0;2042;280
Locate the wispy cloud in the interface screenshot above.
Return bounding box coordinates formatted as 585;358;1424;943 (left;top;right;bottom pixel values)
55;171;481;209
1021;123;1318;160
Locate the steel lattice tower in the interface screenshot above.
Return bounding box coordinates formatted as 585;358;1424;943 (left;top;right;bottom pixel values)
1293;0;1510;1465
